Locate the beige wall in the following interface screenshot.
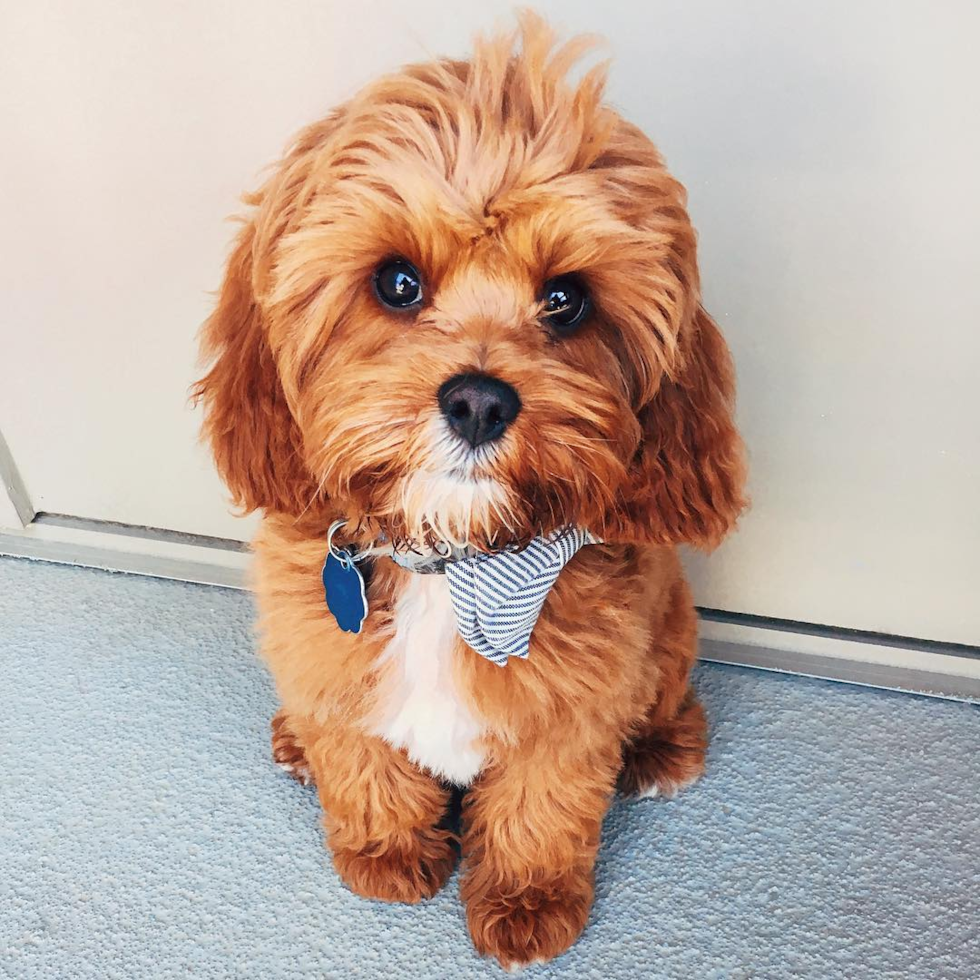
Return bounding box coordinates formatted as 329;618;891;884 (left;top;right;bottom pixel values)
1;1;978;642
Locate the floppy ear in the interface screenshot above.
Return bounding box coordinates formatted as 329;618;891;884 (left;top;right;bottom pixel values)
192;221;316;515
193;117;344;515
619;306;747;548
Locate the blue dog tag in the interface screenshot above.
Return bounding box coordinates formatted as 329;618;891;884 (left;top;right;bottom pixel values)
322;551;369;634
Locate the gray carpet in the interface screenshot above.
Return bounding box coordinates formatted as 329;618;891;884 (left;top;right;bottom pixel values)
1;556;978;980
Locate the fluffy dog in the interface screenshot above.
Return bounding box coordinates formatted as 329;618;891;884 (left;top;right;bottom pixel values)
195;13;745;969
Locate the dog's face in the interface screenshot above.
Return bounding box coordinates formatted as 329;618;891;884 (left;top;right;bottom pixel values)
196;21;745;550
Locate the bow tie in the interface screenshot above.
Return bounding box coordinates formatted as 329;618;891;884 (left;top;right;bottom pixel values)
442;528;596;666
323;522;597;666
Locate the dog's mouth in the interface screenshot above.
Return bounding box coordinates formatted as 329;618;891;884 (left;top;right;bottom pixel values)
435;425;504;482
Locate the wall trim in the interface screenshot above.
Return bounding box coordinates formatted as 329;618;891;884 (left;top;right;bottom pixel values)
0;427;35;528
0;514;248;589
698;618;980;704
1;515;977;703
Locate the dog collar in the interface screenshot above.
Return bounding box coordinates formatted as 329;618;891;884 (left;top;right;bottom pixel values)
390;543;475;575
322;521;598;665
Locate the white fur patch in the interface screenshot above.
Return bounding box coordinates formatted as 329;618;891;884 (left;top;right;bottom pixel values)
369;574;486;785
397;417;514;547
275;760;313;786
639;769;702;800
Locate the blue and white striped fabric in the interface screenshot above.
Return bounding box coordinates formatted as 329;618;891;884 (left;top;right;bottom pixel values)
444;527;596;666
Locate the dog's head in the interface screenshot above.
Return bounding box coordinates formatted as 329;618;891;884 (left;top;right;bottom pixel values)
194;15;746;551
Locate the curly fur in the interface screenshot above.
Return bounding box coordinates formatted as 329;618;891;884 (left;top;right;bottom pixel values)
194;12;745;969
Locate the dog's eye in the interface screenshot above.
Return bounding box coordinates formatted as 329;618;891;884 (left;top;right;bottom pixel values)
541;275;590;334
374;259;423;310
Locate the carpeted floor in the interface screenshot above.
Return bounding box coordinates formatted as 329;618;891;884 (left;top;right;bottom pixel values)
1;556;978;980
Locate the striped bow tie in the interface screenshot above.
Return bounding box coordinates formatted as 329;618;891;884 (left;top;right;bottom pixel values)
443;528;597;667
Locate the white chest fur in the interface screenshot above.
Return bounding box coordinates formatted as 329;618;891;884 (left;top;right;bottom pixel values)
368;574;486;785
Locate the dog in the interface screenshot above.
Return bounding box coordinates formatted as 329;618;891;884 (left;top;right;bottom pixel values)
195;13;745;969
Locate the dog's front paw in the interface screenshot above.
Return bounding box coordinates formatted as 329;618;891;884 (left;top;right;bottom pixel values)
332;830;457;904
465;874;592;970
271;710;314;786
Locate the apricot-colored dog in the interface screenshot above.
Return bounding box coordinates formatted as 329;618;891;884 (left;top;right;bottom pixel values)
196;14;744;969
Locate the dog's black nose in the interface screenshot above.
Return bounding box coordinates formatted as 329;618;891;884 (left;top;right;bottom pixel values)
438;373;522;449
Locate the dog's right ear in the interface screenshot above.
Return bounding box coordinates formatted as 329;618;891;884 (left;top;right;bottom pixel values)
193;221;314;515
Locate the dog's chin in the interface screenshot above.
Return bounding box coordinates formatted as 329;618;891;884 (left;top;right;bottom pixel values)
370;421;525;551
394;466;519;551
353;424;592;552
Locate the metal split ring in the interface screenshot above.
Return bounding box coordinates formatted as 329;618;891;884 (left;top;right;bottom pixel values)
326;519;371;569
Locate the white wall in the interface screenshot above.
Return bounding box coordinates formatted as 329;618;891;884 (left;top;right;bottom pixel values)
1;1;978;642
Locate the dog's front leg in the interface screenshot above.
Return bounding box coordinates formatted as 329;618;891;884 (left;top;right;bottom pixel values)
461;730;621;969
291;715;457;903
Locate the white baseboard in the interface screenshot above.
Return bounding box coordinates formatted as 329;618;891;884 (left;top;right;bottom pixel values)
698;618;980;704
0;515;249;590
2;515;977;703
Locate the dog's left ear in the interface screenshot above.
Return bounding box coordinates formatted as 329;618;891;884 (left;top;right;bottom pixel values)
619;305;747;549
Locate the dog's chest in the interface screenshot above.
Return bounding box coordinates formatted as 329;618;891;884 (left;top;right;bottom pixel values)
368;574;486;785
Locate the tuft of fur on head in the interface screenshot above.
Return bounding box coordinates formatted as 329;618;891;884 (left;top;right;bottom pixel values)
194;11;746;552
